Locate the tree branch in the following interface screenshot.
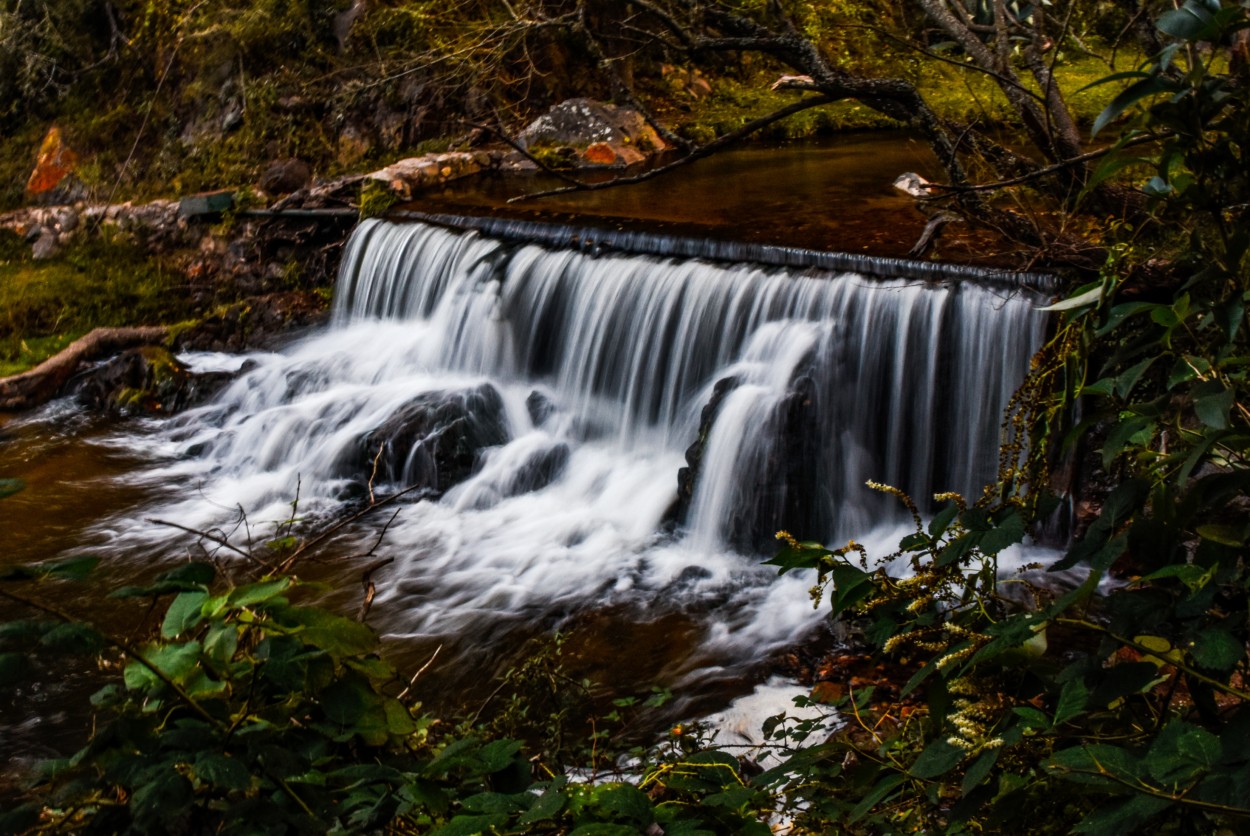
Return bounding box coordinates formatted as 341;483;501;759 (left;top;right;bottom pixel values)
509;94;835;202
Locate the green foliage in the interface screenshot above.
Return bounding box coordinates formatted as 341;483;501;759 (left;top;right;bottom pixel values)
358;178;399;219
0;543;782;834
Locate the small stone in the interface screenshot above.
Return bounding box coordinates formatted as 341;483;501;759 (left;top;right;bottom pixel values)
55;208;78;232
31;230;60;260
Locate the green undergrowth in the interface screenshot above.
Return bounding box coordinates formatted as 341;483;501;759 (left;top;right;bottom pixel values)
666;50;1133;147
0;230;191;376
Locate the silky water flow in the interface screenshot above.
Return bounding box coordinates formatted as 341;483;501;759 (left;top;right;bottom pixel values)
86;218;1052;696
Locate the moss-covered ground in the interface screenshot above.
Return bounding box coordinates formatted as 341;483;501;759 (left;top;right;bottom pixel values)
0;230;192;377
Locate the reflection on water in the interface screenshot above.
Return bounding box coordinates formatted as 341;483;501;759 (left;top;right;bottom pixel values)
426;132;1014;265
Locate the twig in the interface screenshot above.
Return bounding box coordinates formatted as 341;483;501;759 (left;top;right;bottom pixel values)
397;644;443;702
147;518;267;566
275;484;435;574
924;132;1170;194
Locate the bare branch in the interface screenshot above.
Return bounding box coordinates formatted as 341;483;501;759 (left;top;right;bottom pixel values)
510;94;835;203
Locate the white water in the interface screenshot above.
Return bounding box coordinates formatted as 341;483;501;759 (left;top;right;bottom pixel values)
92;219;1049;670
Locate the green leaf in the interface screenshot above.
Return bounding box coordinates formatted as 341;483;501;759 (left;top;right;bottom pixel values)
1092;76;1177;138
830;564;875;613
765;542;831;574
460;791;529;815
1192;380;1234;429
848;773;905;823
909;737;964;780
978;509;1025;556
130;768;194;829
0;803;41;834
281;606;378;659
162;591;209;639
1038;284;1103;312
431;813;510;836
585;783;654;825
961;747;1001;796
1102;415;1155;467
1187;629;1244;672
1053;679;1089;727
203;623;239;666
2;555;100;582
126;642;202;690
1157;3;1216;40
48;555;100;581
1115;356;1157;399
1176;727;1222;770
927;502;960;538
0;478;23;499
195;752;252;791
1071;793;1172;836
158;562;216;587
0;652;31;684
228;578;292;607
39;623;104;655
518;787;567;825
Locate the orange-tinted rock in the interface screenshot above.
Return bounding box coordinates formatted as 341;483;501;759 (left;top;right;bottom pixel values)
583;142;618;165
26;126;78;197
810;680;846;704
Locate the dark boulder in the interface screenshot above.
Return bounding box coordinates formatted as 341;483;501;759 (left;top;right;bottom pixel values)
667;374;828;553
515;98;670;168
71;346;233;417
354;384;509;491
499;442;570;498
724;374;828;553
259;159;313;195
665;375;740;530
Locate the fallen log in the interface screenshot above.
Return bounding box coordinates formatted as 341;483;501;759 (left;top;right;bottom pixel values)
0;326;169;412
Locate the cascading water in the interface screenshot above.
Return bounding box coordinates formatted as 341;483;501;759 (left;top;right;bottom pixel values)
93;217;1050;689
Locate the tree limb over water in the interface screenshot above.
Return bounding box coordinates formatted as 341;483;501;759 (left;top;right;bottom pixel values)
0;326;169;412
498;0;1166;273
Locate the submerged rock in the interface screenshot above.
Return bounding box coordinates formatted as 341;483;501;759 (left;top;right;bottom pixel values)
354;384;509;491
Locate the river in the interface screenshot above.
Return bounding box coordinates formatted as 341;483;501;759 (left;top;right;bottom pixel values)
0;134;1052;789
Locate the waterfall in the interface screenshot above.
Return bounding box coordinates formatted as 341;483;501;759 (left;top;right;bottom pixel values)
104;218;1049;658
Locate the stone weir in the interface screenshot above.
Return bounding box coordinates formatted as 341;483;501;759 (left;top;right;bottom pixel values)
392;211;1058;293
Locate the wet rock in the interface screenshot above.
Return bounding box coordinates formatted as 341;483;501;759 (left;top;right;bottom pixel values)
171;292;330;354
355;384;509;491
666;375;740;529
365;152;485;201
70;346;233;417
526;389;557;427
501;443;570;497
727;374;828;553
259;159;312;195
515;98;669;169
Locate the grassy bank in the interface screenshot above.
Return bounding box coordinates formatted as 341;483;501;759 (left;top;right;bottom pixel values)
0;230;191;377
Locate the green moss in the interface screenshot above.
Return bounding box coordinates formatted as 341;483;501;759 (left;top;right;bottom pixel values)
0;233;193;376
358;179;399;218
